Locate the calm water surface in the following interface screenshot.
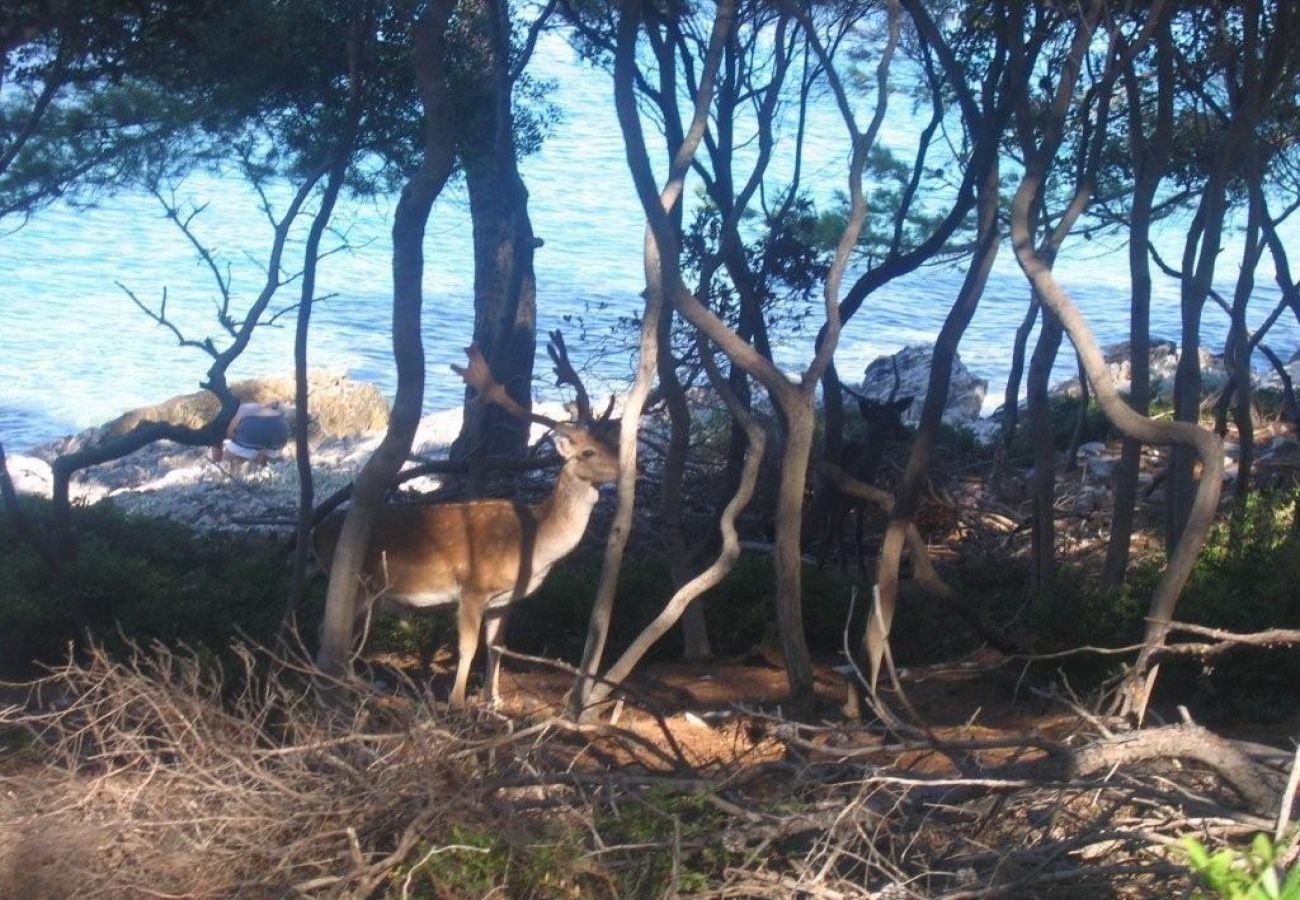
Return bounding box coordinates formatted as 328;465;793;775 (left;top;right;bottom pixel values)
2;34;1296;451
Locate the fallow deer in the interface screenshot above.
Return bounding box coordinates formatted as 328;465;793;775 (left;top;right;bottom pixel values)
314;335;619;708
815;359;913;571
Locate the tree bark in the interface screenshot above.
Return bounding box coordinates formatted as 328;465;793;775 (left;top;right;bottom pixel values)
451;0;538;463
569;0;731;717
315;0;457;680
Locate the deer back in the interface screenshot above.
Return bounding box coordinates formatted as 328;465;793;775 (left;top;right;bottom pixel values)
315;500;543;605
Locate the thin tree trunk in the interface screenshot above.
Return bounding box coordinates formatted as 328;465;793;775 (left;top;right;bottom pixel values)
584;340;764;707
1101;37;1167;586
657;306;711;658
1027;303;1063;601
1066;350;1089;470
569;0;731;717
867;163;1000;689
285;11;368;635
998;296;1039;463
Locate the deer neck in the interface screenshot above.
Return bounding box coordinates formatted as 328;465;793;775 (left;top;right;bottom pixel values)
532;463;601;562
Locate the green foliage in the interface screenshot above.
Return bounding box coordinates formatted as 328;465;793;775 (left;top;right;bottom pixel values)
678;194;832;349
401;825;508;899
596;786;740;897
1180;834;1300;900
0;497;293;677
1164;489;1300;721
1004;394;1109;467
398;821;595;899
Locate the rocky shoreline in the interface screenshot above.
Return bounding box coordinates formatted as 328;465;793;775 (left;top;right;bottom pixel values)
6;342;1297;535
6;372;571;534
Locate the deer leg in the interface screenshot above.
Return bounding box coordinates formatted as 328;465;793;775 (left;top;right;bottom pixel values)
482;609;509;709
450;596;486;709
853;502;866;576
817;494;844;570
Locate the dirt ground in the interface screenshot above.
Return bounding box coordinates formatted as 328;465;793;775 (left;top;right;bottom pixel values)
383;644;1082;774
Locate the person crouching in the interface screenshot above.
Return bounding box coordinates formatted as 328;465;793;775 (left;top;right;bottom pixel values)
211;401;291;470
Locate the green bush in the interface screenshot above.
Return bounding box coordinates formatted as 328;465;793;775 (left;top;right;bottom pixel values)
0;496;294;677
1160;490;1300;722
596;785;740;897
1180;833;1300;900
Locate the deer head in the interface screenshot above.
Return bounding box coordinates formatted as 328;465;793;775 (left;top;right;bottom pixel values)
453;331;620;486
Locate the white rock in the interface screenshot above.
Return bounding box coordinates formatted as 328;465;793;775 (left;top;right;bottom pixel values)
859;344;988;427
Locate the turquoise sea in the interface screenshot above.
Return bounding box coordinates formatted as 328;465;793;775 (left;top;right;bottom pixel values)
1;33;1295;452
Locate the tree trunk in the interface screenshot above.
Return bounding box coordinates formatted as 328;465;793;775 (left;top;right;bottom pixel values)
773;406;816;707
1102;18;1172;589
316;1;457;679
286;12;368;635
570;0;732;717
583;347;764;707
451;0;537;463
998;295;1039;465
867;164;1000;689
657;306;711;658
1027;302;1063;602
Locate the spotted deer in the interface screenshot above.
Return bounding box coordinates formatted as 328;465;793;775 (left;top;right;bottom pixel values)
314;335;619;707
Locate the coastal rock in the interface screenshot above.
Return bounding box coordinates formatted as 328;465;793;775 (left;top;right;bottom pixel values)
859;344;987;427
3;400;539;535
98;371;390;441
1052;339;1228;401
1255;437;1300;489
1259;353;1300;394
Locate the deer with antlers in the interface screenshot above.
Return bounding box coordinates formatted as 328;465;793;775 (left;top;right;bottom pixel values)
314;333;619;708
815;358;913;571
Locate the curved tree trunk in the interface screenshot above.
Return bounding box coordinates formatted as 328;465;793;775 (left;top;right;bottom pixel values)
866;163;1001;690
656;305;711;658
1012;191;1223;726
569;0;732;718
316;1;457;680
583;341;764;707
1105;17;1179;589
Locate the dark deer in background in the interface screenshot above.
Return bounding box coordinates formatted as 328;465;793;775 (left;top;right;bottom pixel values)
815;358;913;571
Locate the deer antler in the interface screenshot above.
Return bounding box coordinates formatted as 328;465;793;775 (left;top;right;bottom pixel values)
838;375;872;404
840;354;904;404
451;344;562;429
546;330;593;423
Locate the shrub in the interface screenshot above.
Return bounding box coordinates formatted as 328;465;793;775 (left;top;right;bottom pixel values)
0;496;294;676
1180;833;1300;900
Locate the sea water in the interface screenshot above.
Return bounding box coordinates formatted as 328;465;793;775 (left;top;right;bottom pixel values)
1;33;1296;452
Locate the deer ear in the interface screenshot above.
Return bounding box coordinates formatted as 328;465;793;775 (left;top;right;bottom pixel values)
552;425;578;457
891;396;914;413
